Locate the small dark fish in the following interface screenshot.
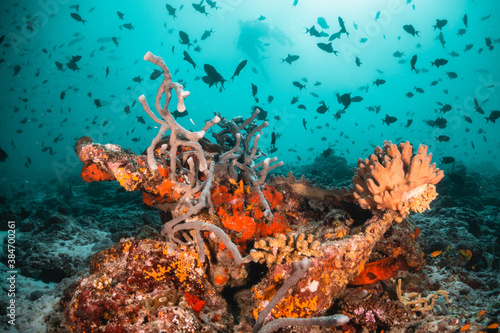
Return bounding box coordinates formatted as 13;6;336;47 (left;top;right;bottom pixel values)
206;0;219;9
123;23;135;30
60;91;65;100
462;14;468;28
64;59;80;72
293;81;306;90
70;13;87;24
251;83;258;102
268;95;274;103
446;72;458;79
431;58;448;68
382;114;397;125
253;106;267;120
433;117;447;129
302;118;307;130
338;16;349;36
405;119;413;128
55;61;63;70
456;29;466;36
179;31;192;48
337;93;351;110
480;14;491;21
183;51;198;69
0;147;7;162
437;32;446;48
393;50;405;58
430;80;439;86
112;36;119;47
403;24;419;37
414;87;424;93
440;104;452;113
231;59;247;81
132;76;143;83
433;19;447;31
94;99;102;108
297;104;307;110
291;96;299;104
317;17;329;29
316;101;329;114
117;11;124;19
463;116;472;123
441;156;455;164
166;4;177;18
410;55;417;71
105;66;109;77
201;29;214;40
173;110;189;118
328;31;342;41
464;44;473;51
13;65;21;76
485;37;494;51
436;135;450;142
373;79;386;87
137;116;146;124
124;106;130;115
317;42;339;55
150;69;162;80
281;54;300;64
258;15;266;21
305;25;321;37
355;56;362;67
192;0;209;16
485;110;500;123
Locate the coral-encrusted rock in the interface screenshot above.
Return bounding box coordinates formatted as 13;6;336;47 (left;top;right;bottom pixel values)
352;141;444;217
250;211;399;326
59;239;231;332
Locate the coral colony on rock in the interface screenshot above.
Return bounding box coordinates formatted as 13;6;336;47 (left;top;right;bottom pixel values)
1;1;500;333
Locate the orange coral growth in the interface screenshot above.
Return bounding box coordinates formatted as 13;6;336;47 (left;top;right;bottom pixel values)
211;185;232;207
256;213;289;238
184;292;205;313
263;186;284;209
221;215;256;245
80;163;114;182
142;192;166;206
156;179;180;201
350;256;408;286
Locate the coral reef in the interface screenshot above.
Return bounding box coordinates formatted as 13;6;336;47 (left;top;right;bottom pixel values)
353;140;444;217
65;52;449;333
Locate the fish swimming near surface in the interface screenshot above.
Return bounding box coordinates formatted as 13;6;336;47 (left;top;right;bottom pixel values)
166;4;177;18
317;42;339;55
393;50;405;58
192;0;209;16
116;11;124;19
202;64;226;89
0;147;7;162
317;17;329;29
355;56;362;67
433;19;447;30
206;0;219;9
462;14;468;28
373;79;386;86
437;32;446;48
305;25;321;37
183;51;198;69
338;16;349;36
382;114;397;125
122;23;134;30
431;58;448;68
410;55;417;71
70;13;87;24
403;24;419;37
485;110;500;123
231;60;247;81
281;54;300;64
179;31;192;48
150;69;162;80
251;83;258;102
316;101;329;114
201;29;214;40
329;31;342;41
436;135;450;142
293;81;306;90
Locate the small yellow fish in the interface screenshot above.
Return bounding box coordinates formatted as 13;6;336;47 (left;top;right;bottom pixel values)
430;250;442;257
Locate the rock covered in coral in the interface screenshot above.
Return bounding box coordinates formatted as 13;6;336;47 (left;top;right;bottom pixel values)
58;238;232;332
352;140;444;217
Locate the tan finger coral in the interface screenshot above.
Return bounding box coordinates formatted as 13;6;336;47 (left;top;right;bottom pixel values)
352;141;444;217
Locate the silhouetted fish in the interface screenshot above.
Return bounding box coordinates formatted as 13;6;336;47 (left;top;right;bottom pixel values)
70;13;87;24
382;114;397;125
433;19;447;30
403;24;419;37
231;60;247;81
183;51;197;69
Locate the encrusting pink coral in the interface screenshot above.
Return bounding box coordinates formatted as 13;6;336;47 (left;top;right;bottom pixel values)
352;140;444;217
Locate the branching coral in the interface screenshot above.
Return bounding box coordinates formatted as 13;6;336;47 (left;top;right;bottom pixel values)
352;140;444;217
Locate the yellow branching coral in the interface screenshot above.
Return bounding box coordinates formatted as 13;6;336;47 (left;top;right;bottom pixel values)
352;141;444;217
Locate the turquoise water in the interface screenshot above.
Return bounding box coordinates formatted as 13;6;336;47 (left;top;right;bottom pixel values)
1;0;499;185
